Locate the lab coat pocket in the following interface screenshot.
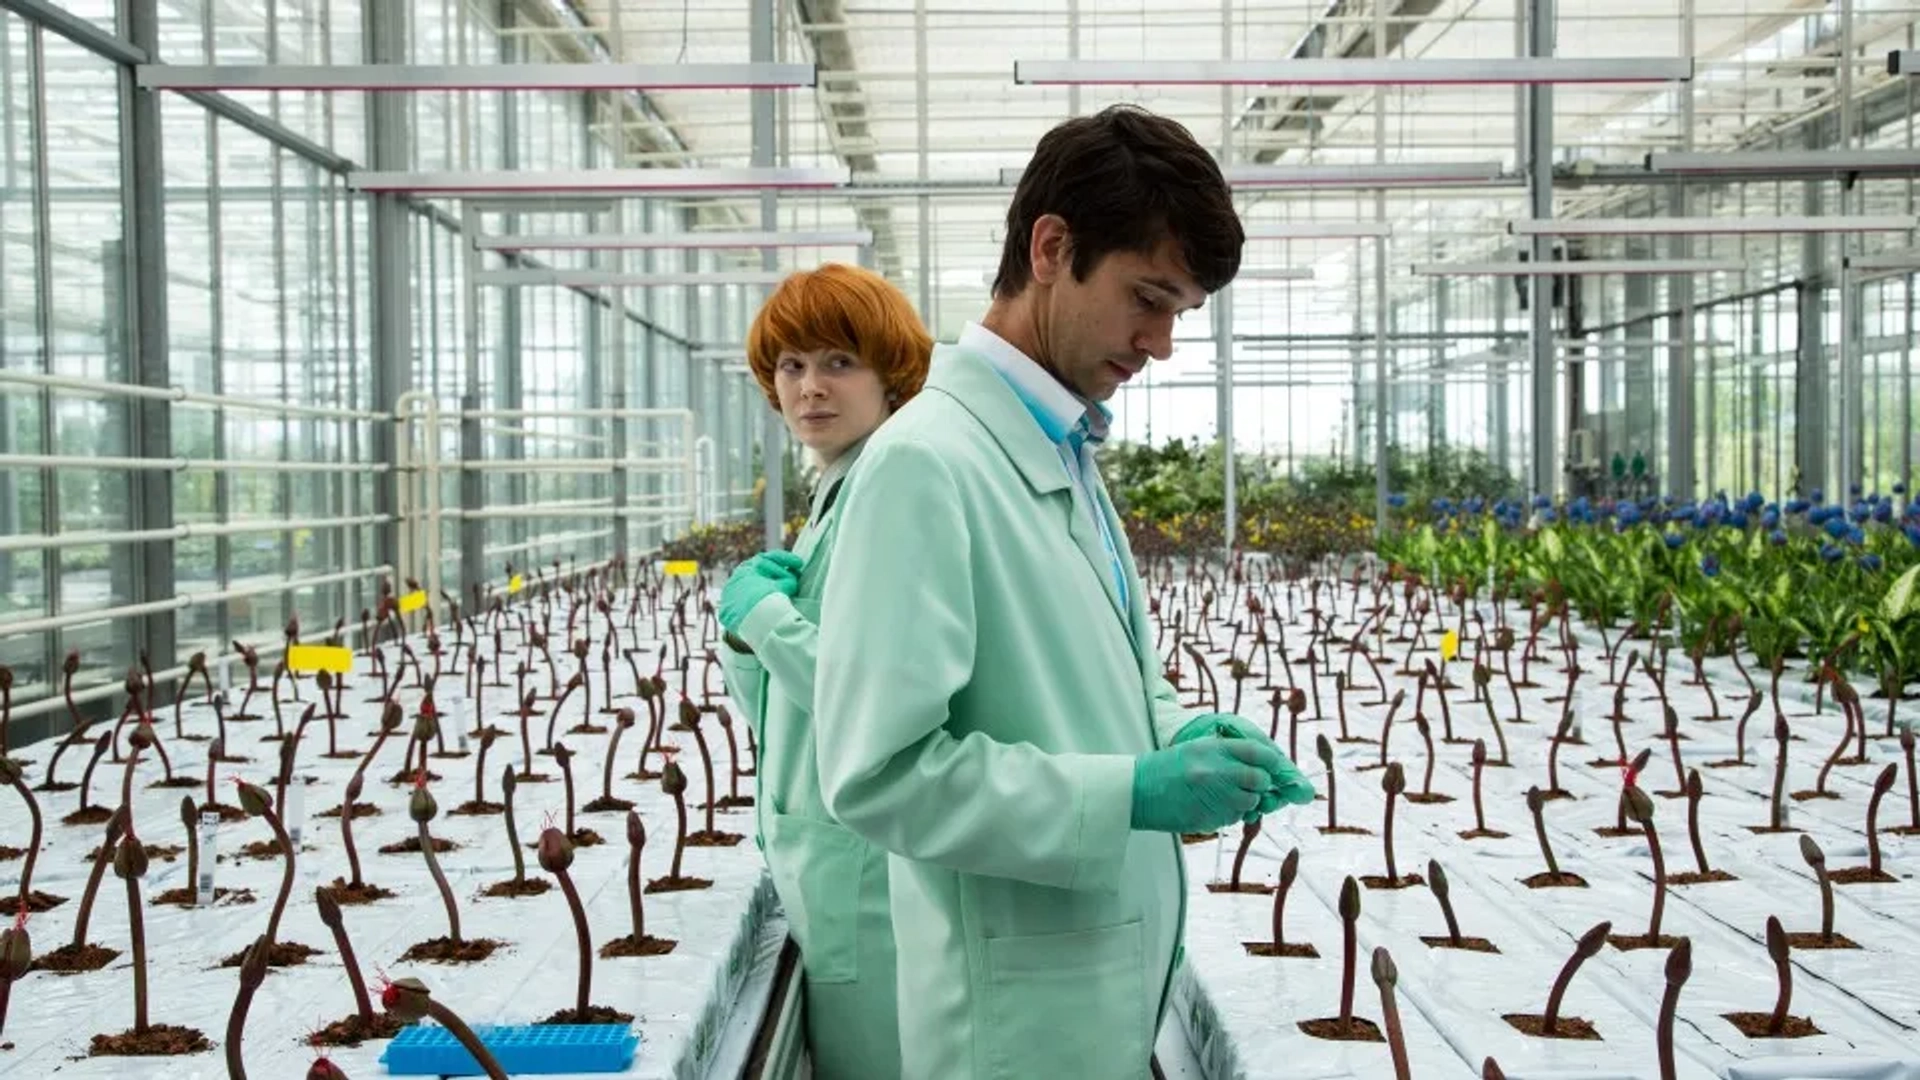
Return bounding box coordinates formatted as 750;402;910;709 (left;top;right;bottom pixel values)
981;920;1150;1079
763;812;868;984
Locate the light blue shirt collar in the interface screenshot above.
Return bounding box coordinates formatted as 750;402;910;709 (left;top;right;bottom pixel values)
959;322;1112;448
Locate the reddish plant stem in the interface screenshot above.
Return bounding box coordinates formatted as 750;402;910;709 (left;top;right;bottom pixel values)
554;864;592;1015
1765;917;1791;1035
1542;922;1610;1036
1271;849;1299;947
1657;939;1691;1080
1229;820;1258;889
6;776;43;909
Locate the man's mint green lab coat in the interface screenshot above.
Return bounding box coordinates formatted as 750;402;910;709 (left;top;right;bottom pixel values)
813;343;1198;1079
718;445;901;1079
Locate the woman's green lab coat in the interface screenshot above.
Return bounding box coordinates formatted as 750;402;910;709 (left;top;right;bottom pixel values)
812;345;1198;1080
717;442;901;1080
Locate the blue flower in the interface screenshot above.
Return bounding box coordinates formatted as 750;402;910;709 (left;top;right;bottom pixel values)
1761;509;1780;530
1744;491;1766;512
1848;526;1866;546
1786;499;1811;515
1895;483;1908;496
1874;502;1893;523
1851;482;1863;497
1700;554;1721;577
1664;532;1686;550
1727;511;1749;530
1905;523;1920;548
1465;496;1485;515
1540;509;1558;524
1811;488;1826;504
1388;493;1408;509
1770;529;1789;547
1819;543;1843;563
1860;554;1885;573
1824;517;1850;539
1532;494;1552;510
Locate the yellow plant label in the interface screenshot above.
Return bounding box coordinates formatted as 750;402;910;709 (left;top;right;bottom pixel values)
286;644;352;675
664;560;700;577
1440;630;1459;663
398;590;427;614
508;574;524;594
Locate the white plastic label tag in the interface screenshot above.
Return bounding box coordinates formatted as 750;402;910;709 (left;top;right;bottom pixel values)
287;779;306;848
196;811;219;906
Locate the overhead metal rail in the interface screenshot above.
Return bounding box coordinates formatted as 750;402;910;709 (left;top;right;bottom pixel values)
1013;57;1694;86
135;62;819;92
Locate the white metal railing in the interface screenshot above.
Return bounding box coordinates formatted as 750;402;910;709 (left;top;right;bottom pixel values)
0;367;388;422
391;403;700;598
3;570;391;723
0;565;392;640
0;515;391;556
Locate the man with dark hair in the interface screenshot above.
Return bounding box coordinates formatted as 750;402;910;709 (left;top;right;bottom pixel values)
812;104;1314;1077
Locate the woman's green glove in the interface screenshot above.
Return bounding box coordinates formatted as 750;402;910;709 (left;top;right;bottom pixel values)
718;551;805;634
1175;713;1317;818
1130;736;1283;835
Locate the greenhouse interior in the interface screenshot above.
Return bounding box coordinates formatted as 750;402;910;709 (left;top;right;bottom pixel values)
3;0;1920;1077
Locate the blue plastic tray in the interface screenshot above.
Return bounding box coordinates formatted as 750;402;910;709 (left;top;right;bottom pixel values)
380;1022;638;1075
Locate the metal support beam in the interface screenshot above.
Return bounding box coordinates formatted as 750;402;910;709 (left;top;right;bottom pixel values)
1526;0;1557;501
753;0;784;550
366;0;410;581
120;0;176;684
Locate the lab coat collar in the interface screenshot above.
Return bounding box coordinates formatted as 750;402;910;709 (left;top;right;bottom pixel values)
809;434;868;523
958;322;1113;451
924;342;1074;498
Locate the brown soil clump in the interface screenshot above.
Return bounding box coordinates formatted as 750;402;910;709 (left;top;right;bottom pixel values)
540;1005;633;1025
450;800;504;817
686;830;742;847
308;1012;408;1048
1360;874;1426;890
1298;1018;1384;1042
1421;936;1499;953
599;934;678;958
1318;826;1373;837
1722;1012;1822;1039
379;835;458;855
1827;867;1898;885
399;936;504;964
1783;932;1860;950
32;942;117;972
1504;1014;1599;1040
645;875;713;894
218;941;319;968
1608;933;1684;951
481;878;551;899
62;806;114;827
314;801;379;820
1244;942;1319;958
152;886;254;907
322;878;395;905
88;1024;211;1056
1522;872;1588;888
1205;882;1276;895
1669;870;1739;886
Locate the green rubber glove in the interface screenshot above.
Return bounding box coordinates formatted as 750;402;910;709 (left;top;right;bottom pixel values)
1130;736;1283;835
717;552;804;635
1177;713;1318;818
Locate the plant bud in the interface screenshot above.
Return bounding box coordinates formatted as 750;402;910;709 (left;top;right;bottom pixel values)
236;779;273;818
413;712;439;745
678;697;700;728
308;1057;349;1080
381;975;431;1021
501;765;517;799
1624;786;1655;826
1371;946;1399;988
1339;875;1361;921
615;707;636;730
0;757;22;786
1382;762;1406;796
1798;834;1825;870
63;650;80;676
1665;936;1692;984
123;668;142;697
649;675;667;697
625;810;644;849
315;885;343;929
113;832;149;880
178;795;197;829
345;773;364;804
1471;739;1487;768
662;760;687;798
129;720;156;751
381;702;404;732
1315;733;1333;768
409;778;437;823
537;826;574;874
1287;688;1306;714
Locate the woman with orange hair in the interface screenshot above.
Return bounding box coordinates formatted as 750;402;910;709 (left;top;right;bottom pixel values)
715;262;930;1079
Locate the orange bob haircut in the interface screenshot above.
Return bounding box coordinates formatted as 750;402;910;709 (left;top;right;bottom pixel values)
746;263;933;409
